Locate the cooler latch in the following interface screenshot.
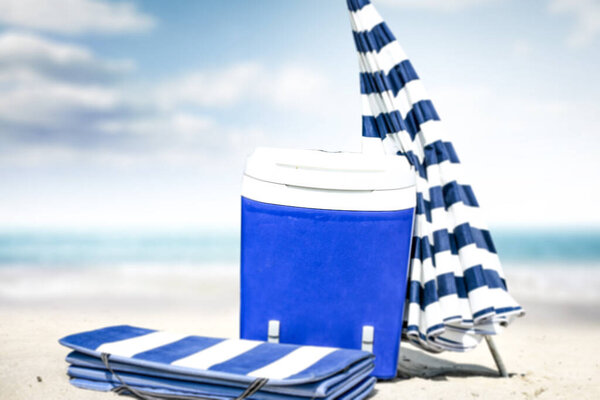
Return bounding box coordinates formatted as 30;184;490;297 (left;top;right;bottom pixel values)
268;320;280;343
361;326;374;352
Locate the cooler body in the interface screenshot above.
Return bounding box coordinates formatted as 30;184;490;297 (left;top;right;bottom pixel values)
239;148;415;379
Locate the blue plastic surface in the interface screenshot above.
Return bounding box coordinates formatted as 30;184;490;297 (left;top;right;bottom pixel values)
240;197;414;379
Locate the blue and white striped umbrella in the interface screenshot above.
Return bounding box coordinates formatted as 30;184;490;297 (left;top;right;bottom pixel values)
346;0;524;353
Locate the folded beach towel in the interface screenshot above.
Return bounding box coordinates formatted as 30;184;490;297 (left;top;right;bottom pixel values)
59;325;376;400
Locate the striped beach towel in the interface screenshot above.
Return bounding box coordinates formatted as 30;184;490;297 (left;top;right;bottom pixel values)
346;0;524;352
59;325;376;400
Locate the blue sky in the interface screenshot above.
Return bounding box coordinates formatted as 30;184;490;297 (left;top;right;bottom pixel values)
0;0;598;229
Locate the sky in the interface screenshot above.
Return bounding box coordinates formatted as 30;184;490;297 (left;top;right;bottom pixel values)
0;0;598;230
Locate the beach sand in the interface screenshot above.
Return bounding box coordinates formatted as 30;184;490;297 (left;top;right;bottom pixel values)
0;265;598;400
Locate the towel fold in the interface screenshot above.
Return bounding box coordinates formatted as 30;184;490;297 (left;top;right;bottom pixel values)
59;325;376;400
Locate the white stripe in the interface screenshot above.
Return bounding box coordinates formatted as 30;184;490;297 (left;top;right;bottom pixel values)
172;339;261;369
412;202;488;236
438;294;462;323
426;159;462;186
386;131;418;159
437;327;482;349
361;93;373;116
358;41;407;74
396;79;429;117
418;119;445;146
350;4;383;32
432;250;461;276
422;301;443;332
361;91;400;118
96;331;187;358
247;346;337;379
465;285;494;319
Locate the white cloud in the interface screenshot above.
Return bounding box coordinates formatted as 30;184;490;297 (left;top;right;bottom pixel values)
263;66;331;114
377;0;499;11
0;32;282;168
549;0;600;47
0;0;155;34
0;77;119;127
158;63;263;108
157;62;337;118
0;31;134;83
0;32;134;128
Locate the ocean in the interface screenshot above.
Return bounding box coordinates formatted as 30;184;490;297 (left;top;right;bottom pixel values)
0;229;599;268
1;229;598;305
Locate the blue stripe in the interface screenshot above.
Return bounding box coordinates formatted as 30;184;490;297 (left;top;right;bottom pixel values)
442;315;462;322
132;336;224;364
407;280;420;305
419;234;433;260
463;264;487;292
408;267;507;310
208;342;299;374
441;182;479;210
415;192;431;221
406;326;442;343
481;229;498;254
411;227;498;260
416;185;479;217
455;275;468;298
362;111;406;138
429;186;445;210
423;279;438;308
387;61;419;95
377;110;406;135
347;0;371;13
472;307;495;319
424;141;461;166
360;71;393;95
464;265;507;292
454;223;486;250
494;306;523;316
404;100;440;139
359;61;419;96
444;182;479;208
425;323;445;335
59;325;154;351
483;268;506;290
414;185;481;221
436;273;457;296
406;325;447;344
361;116;381;138
353;23;395;53
434;335;467;346
432;229;457;255
403;150;426;177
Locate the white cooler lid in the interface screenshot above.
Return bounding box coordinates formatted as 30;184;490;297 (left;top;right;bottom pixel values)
244;147;415;191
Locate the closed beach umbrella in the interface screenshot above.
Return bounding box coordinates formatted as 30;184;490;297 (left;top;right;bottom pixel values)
346;0;524;353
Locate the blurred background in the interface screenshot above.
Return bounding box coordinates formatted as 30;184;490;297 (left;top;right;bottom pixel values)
0;0;599;303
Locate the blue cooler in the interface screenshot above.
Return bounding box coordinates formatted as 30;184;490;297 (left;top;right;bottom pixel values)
240;147;415;379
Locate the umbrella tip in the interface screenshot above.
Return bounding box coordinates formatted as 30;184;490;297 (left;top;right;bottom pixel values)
347;0;372;11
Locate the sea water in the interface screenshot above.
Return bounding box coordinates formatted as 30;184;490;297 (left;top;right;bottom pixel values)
0;229;598;304
0;230;240;267
0;229;598;268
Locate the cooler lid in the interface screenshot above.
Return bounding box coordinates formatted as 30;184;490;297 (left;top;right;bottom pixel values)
244;147;415;191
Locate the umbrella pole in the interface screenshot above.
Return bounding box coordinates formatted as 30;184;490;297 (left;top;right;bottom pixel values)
484;335;508;377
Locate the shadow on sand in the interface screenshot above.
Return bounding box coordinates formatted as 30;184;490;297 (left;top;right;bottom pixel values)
393;347;500;381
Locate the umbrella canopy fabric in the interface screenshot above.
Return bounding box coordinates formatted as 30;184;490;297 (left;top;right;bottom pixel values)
346;0;524;352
